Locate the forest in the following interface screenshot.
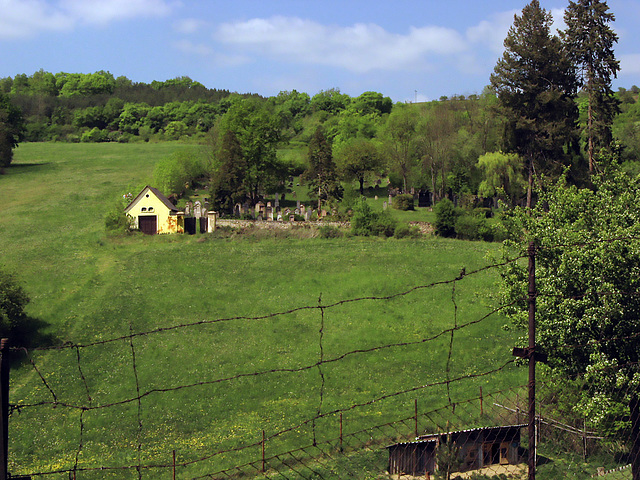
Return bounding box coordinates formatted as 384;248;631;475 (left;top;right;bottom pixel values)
2;69;639;209
1;0;640;218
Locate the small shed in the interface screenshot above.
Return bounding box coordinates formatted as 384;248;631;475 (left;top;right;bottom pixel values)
124;186;184;235
386;424;525;477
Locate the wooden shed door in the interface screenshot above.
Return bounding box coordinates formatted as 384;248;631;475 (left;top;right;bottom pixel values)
139;215;157;235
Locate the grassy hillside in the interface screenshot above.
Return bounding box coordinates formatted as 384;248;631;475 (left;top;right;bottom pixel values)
1;143;524;479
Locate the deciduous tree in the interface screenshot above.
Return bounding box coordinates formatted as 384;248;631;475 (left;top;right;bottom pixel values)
499;170;640;479
335;137;382;195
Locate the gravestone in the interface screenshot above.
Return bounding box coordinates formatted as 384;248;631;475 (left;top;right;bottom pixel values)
305;211;311;221
185;201;193;216
194;201;202;218
274;193;279;208
296;200;300;209
300;205;306;215
383;201;388;210
289;215;295;222
277;213;283;221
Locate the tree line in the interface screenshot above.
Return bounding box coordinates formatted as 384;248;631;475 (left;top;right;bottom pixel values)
2;0;640;211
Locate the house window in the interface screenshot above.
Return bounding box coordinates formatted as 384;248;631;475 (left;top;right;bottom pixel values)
148;207;154;212
141;207;147;212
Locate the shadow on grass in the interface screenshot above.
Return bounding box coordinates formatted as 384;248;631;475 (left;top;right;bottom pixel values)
3;162;54;175
4;315;58;366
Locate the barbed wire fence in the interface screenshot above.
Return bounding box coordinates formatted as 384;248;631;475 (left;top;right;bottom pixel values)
1;238;640;479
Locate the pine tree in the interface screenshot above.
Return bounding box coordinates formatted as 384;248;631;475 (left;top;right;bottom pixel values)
490;0;578;207
0;93;24;168
561;0;620;172
210;129;248;214
302;127;342;212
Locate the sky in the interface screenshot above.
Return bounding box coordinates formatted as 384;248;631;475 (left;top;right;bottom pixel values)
1;0;639;102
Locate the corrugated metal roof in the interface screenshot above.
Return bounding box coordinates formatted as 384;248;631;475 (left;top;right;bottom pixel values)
385;424;527;449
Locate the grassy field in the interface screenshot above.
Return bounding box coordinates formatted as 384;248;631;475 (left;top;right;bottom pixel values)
1;143;526;479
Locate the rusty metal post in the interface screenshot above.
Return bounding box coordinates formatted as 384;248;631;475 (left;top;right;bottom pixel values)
414;399;418;438
261;430;266;473
339;413;343;452
480;387;484;416
173;450;176;480
528;242;537;480
0;339;9;480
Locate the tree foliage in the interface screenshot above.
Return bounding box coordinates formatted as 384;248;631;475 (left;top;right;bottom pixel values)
491;0;578;204
561;0;620;171
476;151;526;205
335;137;382;195
0;92;24;168
499;170;640;475
302;127;343;211
209;130;248;214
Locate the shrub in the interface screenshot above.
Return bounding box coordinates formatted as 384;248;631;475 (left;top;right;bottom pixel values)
105;199;133;234
393;223;421;239
392;194;414;211
373;210;397;237
350;197;397;237
319;225;343;238
434;198;457;237
454;214;486;241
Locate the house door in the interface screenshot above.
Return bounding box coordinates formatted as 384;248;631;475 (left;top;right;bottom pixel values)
139;215;157;235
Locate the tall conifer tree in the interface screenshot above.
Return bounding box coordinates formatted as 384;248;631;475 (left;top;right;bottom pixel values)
303;127;342;211
490;0;578;207
561;0;620;172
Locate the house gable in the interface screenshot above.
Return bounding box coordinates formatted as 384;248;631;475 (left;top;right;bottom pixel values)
125;186;182;234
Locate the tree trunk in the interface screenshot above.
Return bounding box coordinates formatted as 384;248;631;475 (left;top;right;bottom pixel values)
527;157;533;209
587;68;594;173
631;395;640;480
359;176;365;196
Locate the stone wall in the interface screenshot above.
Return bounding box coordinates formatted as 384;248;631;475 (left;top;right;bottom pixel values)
216;219;350;230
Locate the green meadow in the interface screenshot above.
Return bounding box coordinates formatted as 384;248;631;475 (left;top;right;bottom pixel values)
1;143;525;478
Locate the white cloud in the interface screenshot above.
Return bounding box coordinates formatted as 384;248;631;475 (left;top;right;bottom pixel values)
173;18;208;35
60;0;173;25
173;39;213;56
0;0;175;39
466;10;517;54
0;0;73;39
215;16;467;73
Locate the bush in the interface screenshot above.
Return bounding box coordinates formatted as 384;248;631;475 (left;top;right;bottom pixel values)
393;223;421;238
454;214;486;240
105;199;133;234
319;225;343;238
434;198;457;237
350;197;397;237
392;194;414;211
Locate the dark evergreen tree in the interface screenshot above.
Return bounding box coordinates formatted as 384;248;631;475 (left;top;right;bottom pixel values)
490;0;578;207
0;93;24;168
210;130;248;214
561;0;620;172
302;127;343;211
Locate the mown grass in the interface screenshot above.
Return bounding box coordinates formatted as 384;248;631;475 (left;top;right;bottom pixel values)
1;143;525;478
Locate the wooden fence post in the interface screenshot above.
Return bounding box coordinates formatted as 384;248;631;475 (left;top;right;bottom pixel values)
0;339;9;480
262;430;266;473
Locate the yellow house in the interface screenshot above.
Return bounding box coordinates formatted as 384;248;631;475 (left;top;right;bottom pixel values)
124;186;184;234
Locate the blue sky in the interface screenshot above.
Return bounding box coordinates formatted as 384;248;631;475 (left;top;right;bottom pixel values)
1;0;638;102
